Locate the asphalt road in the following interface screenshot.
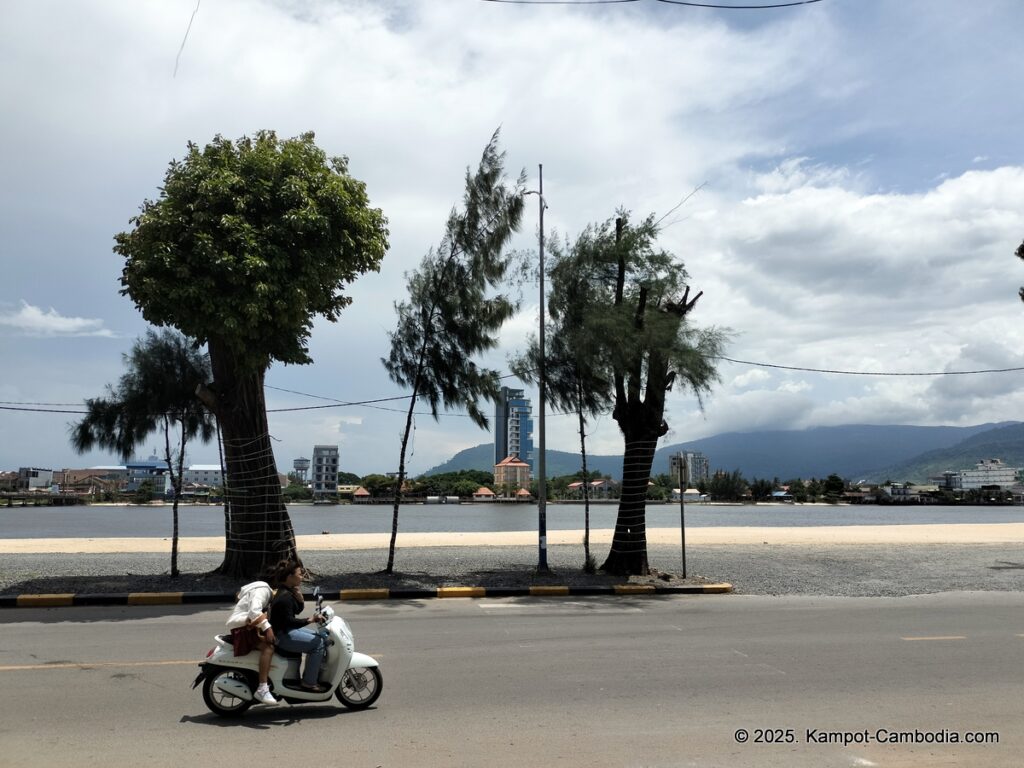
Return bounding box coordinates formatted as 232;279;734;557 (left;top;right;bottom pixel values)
1;593;1022;768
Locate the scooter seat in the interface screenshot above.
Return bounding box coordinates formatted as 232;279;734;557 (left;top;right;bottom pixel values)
275;647;303;660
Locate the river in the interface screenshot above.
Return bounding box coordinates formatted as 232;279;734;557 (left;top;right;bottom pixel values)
3;502;1024;539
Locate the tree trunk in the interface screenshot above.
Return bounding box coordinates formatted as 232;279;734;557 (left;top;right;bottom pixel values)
385;395;418;574
600;423;659;576
203;340;296;578
577;378;592;570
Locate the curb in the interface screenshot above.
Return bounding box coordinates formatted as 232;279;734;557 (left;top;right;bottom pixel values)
0;583;732;608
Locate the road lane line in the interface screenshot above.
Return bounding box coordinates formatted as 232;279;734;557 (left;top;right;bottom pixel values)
0;660;198;672
900;635;967;641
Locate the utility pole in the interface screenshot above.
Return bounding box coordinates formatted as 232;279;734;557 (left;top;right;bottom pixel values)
525;166;549;572
677;452;687;578
536;164;548;572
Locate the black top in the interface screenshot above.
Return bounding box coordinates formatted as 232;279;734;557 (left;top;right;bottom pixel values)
269;588;308;633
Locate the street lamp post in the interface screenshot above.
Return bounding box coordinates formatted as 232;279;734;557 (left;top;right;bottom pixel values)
677;452;688;578
525;165;549;572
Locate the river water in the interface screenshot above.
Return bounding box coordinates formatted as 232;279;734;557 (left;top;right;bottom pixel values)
2;502;1024;539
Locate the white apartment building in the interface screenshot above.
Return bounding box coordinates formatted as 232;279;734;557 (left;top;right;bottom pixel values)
955;458;1021;490
312;444;339;497
17;467;54;490
183;465;223;487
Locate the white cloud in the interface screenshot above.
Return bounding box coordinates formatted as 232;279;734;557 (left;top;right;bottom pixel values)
0;302;114;337
3;1;1024;474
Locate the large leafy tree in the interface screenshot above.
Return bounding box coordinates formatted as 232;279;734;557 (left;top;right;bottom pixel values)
116;131;388;577
382;132;525;574
70;329;216;577
542;213;727;575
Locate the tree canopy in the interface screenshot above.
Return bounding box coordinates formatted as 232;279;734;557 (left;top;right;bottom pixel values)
117;130;388;374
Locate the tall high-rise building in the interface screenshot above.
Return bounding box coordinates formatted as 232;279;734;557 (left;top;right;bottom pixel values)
494;386;534;470
670;451;709;487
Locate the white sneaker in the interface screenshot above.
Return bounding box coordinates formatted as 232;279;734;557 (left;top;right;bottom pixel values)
254;685;278;705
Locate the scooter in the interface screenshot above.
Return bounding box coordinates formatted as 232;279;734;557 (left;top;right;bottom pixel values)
192;588;382;717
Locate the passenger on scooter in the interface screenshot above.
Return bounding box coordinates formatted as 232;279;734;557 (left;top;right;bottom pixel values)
226;579;278;705
268;559;328;693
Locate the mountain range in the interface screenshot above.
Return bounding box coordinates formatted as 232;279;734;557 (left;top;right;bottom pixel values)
422;422;1023;483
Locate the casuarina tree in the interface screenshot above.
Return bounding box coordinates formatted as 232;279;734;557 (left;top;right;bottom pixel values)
70;329;216;577
541;213;727;575
381;130;525;574
511;233;615;572
116;131;388;577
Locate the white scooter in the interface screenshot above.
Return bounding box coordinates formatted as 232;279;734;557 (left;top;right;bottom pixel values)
192;588;382;717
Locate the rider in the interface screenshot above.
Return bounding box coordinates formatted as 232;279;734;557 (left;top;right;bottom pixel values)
268;559;328;693
226;578;277;705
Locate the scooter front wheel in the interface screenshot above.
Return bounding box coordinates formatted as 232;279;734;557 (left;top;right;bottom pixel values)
202;668;255;717
336;667;382;710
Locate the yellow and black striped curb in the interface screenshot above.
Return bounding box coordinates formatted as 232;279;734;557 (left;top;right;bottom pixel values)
0;583;731;608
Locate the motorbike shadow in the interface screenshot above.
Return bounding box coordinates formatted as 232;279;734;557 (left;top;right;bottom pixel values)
180;704;372;730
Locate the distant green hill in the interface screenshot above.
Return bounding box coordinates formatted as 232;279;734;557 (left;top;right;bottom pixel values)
863;422;1024;483
420;422;1018;481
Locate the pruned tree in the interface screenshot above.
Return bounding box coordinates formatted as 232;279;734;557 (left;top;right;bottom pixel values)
116;131;388;577
70;329;215;577
539;212;727;575
382;130;525;574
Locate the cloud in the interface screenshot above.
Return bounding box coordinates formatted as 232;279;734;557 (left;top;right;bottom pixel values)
0;302;114;337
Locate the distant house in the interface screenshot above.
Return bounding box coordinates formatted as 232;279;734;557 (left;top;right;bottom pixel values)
473;486;496;502
515;487;533;501
0;471;20;491
353;486;371;503
589;478;618;499
770;490;793;503
671;488;705;502
17;467;54;491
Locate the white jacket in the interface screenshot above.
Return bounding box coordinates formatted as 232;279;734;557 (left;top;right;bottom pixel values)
226;581;273;631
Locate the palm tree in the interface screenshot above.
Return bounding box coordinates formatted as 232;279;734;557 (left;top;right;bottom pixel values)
71;329;215;576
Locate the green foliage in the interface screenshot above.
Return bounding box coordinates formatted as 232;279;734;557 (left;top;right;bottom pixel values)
414;470;494;496
383;130;525;428
706;469;748;502
748;477;775;502
71;329;215;461
360;474;394;497
550;213;727;414
785;478;808;503
823;473;846;501
337;471;361;485
283;484;312;502
134;480;155;505
117;131;389;374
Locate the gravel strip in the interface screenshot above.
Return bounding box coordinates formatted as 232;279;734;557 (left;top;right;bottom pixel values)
1;542;1023;597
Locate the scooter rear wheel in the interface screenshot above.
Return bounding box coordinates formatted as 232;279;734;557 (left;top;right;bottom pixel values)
336;667;382;710
202;668;255;717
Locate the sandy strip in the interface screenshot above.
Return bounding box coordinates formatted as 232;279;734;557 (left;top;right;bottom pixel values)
1;524;1023;554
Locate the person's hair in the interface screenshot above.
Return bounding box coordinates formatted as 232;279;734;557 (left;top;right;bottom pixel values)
267;558;303;588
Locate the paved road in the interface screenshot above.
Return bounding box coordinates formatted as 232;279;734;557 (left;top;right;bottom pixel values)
1;593;1022;767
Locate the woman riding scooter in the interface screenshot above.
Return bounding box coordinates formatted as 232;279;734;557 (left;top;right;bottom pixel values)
268;559;328;693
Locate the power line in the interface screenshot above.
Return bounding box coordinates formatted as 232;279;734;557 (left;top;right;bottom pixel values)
717;356;1024;376
5;354;1022;417
481;0;638;4
657;0;823;7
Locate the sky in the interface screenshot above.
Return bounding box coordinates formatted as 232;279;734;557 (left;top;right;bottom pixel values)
2;0;1024;478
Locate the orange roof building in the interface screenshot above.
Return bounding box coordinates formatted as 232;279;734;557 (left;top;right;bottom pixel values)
494;455;531;494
